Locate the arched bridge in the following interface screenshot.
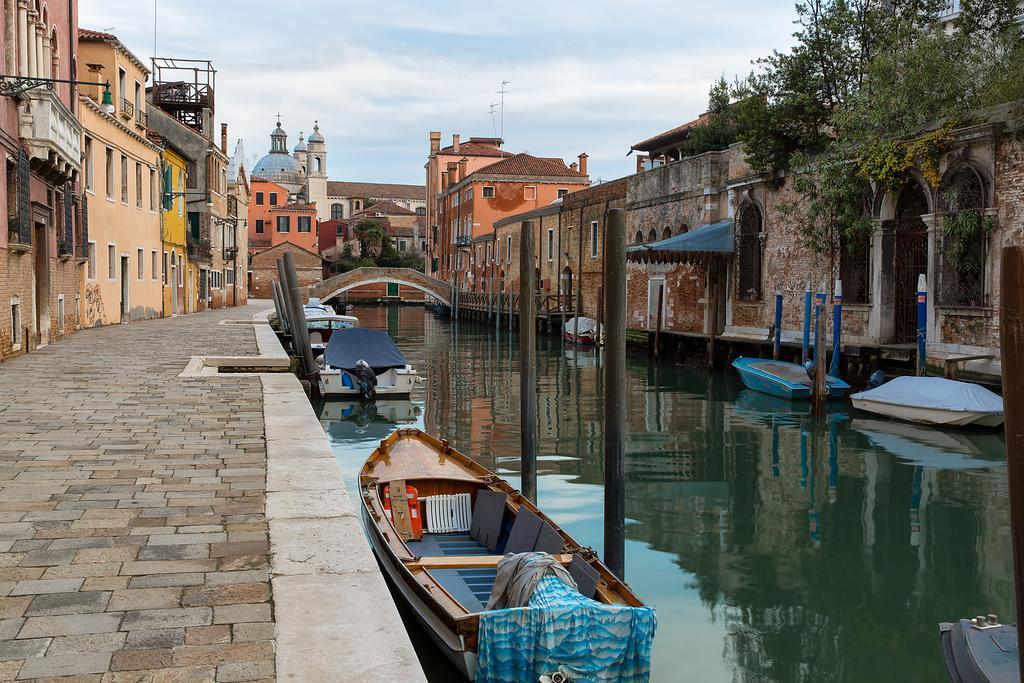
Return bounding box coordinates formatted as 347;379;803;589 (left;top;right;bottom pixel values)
308;267;451;306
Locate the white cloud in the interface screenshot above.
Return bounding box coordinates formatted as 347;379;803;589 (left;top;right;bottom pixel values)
81;0;798;184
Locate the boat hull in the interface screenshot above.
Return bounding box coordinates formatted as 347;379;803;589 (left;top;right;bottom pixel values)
319;366;418;398
852;397;1005;427
732;357;850;400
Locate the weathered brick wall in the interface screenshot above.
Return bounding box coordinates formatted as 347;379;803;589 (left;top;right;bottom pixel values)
250;243;323;299
561;179;628;318
626;260;707;333
0;250;83;362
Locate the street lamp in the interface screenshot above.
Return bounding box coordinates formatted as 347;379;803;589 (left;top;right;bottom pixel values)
0;74;113;112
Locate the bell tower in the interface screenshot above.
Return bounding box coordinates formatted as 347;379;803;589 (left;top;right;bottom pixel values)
305;121;329;220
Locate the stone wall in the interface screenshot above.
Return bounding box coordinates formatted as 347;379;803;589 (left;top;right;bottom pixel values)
250;243;323;300
1;249;83;362
561;179;627;319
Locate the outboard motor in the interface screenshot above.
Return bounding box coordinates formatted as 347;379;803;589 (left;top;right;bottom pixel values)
353;359;377;401
802;359;816;380
865;369;887;390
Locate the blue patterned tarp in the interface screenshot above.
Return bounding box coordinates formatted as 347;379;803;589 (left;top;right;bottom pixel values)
476;574;657;682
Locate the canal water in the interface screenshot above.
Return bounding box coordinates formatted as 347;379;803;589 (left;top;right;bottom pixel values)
316;304;1010;682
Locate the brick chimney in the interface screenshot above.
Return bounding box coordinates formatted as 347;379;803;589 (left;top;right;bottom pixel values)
577;153;588;176
452;134;461;153
430;131;441;155
458;157;468;182
221;123;228;155
441;171;449;189
447;161;459;185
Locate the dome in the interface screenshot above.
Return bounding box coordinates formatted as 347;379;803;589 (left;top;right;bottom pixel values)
293;132;307;153
307;121;324;143
252;152;304;188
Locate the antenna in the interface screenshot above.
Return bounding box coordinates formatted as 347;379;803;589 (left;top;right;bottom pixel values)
489;103;499;140
497;80;510;146
153;0;157;57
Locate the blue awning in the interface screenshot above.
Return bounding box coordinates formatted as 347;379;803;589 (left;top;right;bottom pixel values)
627;219;734;256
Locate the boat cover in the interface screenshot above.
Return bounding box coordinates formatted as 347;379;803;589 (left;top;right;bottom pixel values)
851;376;1003;414
477;569;657;682
323;328;408;372
565;317;603;338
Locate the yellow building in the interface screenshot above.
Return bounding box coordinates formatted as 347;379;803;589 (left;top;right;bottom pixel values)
160;146;189;315
78;30;163;326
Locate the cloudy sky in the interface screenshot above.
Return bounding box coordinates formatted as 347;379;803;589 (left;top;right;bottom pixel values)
80;0;798;186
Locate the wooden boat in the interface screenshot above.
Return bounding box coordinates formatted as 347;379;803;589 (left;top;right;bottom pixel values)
359;429;648;679
851;376;1004;428
732;357;851;400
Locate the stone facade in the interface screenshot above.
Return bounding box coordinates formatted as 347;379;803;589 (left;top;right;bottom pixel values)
561;178;628;320
249;242;323;300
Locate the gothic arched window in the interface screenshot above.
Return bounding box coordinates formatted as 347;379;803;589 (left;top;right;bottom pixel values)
661;227;672;240
330;203;343;221
938;166;987;307
634;230;644;244
736;202;763;301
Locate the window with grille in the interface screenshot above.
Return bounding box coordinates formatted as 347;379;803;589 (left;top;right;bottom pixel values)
590;221;599;258
938;166;987;307
736;202;763;301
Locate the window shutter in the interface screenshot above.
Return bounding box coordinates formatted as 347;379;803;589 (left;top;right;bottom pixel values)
63;183;74;253
80;194;89;253
18;149;31;245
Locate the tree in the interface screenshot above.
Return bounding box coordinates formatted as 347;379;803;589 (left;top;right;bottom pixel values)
685;76;741;156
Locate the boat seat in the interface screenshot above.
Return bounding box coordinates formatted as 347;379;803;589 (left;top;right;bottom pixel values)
470;490;507;552
406;533;490;558
431;568;497;613
309;331;324;345
568;555;600;599
503;508;544;554
534;522;564;555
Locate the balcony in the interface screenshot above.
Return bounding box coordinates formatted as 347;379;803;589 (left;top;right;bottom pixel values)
454;234;472;248
120;98;134;120
136;109;148;127
21;89;81;182
187;238;212;262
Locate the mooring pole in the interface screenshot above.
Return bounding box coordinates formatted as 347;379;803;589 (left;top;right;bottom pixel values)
603;208;627;580
282;252;316;379
519;220;538;504
812;301;827;416
654;283;664;359
496;286;502;332
829;279;843;377
916;274;927;377
275;260;291;337
801;282;812;363
271;279;288;335
998;246;1024;683
596;285;604;349
773;288;783;360
450;276;455;319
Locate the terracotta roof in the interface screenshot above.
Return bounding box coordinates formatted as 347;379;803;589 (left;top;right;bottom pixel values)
326;181;425;201
630;113;711;153
437;142;511;158
78;28;117;41
351;200;416;217
389;226;415;238
471;153;587;178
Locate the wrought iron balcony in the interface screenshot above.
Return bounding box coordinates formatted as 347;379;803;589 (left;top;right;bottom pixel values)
136;109;147;127
454;234;472;247
120;98;134;119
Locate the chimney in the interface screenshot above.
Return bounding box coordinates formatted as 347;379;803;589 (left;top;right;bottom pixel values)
430;131;441;155
441;171;449;189
570;162;578;172
458;157;468;181
452;134;461;153
577;153;588;176
447;161;459;185
220;124;228;155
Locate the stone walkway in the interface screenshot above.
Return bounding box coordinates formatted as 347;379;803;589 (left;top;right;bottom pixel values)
0;306;273;682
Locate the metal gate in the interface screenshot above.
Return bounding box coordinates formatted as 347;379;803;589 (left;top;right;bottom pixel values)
893;184;929;344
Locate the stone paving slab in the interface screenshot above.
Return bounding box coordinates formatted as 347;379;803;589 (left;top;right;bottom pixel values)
0;306;274;681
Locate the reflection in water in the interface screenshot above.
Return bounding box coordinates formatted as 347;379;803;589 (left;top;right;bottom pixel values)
318;305;1010;682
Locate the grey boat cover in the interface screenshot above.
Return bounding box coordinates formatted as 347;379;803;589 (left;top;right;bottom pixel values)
851;376;1003;414
485;552;576;610
323;328;408;372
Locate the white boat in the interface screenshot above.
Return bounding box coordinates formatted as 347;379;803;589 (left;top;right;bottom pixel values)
318;327;419;399
850;376;1004;428
564;316;603;345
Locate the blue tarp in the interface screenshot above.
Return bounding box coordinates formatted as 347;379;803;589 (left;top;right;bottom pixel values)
627;219;735;255
476;574;657;682
323;328;408;372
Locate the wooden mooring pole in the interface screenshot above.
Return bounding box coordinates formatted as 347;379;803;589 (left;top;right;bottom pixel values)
519;220;538;504
812;301;827;416
282;253;316;379
603;208;627;580
999;246;1024;683
596;285;604;349
654;283;663;359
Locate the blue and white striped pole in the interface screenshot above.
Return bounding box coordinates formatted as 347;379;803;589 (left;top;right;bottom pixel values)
916;274;927;376
802;283;812;363
829;279;842;377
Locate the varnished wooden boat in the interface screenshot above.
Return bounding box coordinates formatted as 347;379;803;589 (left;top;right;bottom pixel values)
359;428;646;679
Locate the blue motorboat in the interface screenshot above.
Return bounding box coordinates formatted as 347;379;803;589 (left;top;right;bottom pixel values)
732;357;850;400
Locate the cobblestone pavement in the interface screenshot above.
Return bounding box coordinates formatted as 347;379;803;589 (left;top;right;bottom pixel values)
0;306;274;682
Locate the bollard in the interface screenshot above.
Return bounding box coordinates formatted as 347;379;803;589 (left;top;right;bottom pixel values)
519;221;538;504
801;283;812;363
829;279;843;378
998;246;1024;682
773;289;783;360
916;274;927;376
603;208;627;580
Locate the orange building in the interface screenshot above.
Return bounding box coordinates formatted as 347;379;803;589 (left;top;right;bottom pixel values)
248;178;318;254
434;152;590;290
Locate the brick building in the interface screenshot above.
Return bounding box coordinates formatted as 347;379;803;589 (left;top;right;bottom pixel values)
248;178;317;254
248;241;323;299
620;101;1024;381
434;151;590;291
0;0;85;361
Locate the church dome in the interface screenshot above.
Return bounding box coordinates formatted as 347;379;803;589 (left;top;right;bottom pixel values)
294;132;307;153
307;121;324;143
253;119;306;190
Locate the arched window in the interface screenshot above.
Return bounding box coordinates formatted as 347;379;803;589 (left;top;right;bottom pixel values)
661;227;672;240
647;228;658;242
331;203;343;220
415;206;426;216
736;202;763;301
315;157;321;173
634;230;644;244
938;166;987;307
49;28;58;78
679;223;689;234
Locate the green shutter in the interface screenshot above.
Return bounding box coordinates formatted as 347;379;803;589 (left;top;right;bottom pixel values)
162;165;173;211
17;150;31;245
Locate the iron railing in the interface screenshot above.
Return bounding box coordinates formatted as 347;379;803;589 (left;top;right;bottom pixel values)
136;109;147;127
120;98;134;118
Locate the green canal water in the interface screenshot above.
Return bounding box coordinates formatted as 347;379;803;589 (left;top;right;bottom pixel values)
316;304;1010;682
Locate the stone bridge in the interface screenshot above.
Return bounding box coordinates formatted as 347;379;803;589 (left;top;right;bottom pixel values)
308;267;451;306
